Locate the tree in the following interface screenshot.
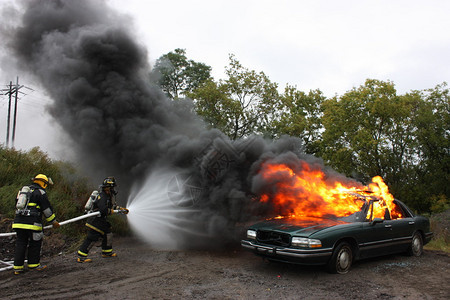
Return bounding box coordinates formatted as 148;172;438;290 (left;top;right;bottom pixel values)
320;79;417;185
319;79;449;213
188;79;236;136
269;85;325;155
151;48;212;99
409;83;449;212
189;55;280;140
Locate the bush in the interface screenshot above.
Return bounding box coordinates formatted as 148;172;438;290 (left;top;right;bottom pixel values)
0;145;133;243
0;146;98;237
426;209;450;253
430;194;450;214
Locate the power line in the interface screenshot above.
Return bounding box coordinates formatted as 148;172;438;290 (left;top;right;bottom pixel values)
0;77;32;148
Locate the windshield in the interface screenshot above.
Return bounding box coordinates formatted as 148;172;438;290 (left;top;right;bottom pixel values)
287;198;409;223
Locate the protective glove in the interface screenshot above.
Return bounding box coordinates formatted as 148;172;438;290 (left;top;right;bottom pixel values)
52;220;60;229
117;206;129;214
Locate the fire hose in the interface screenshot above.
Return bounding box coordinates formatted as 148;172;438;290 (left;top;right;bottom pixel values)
0;209;125;238
0;209;127;272
0;260;26;272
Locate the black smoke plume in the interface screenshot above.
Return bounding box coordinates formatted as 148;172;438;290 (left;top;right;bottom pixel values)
1;0;357;248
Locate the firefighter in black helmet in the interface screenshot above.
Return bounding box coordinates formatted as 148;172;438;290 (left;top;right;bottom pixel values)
12;174;60;275
77;177;128;263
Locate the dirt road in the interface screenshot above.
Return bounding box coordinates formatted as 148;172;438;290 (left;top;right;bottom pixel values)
0;236;449;299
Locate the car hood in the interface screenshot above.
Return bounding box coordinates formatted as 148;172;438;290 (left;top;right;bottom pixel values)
250;216;350;236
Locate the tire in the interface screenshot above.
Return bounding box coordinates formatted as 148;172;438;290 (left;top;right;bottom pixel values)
327;242;353;274
407;232;423;256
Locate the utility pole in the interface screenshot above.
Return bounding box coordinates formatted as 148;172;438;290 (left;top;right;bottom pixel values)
0;81;13;147
7;81;12;147
12;77;24;147
1;77;26;148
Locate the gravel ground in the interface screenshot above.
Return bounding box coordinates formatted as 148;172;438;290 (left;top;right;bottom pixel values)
0;236;449;300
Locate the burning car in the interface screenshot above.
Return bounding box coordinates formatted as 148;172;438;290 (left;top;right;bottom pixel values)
241;196;433;274
242;161;433;274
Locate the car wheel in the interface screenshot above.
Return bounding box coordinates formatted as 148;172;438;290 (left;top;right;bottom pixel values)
407;232;423;256
327;242;352;274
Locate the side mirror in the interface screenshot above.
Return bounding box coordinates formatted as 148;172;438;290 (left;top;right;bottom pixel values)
370;218;384;225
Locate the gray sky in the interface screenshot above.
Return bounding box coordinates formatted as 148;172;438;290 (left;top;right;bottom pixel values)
0;0;449;159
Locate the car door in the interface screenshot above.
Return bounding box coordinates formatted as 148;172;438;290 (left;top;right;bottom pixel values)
357;218;395;259
385;201;416;253
355;200;399;259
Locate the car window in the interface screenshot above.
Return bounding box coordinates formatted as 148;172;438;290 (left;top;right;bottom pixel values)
364;199;410;221
364;201;382;221
339;210;366;222
392;200;413;218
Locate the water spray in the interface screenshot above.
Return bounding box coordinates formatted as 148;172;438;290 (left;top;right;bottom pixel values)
126;167;209;250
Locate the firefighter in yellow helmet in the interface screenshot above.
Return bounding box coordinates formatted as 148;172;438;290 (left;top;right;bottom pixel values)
77;177;128;263
12;174;60;275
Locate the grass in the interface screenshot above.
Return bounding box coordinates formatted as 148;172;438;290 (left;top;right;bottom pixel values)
0;146;128;239
425;238;449;253
425;209;450;253
0;146;133;259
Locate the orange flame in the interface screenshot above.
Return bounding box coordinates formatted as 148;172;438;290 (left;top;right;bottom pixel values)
367;176;402;219
258;161;402;220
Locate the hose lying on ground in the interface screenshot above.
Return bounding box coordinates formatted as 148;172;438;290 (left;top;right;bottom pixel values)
0;260;27;271
0;210;126;272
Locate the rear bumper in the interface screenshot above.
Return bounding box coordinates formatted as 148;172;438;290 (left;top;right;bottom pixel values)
241;240;332;265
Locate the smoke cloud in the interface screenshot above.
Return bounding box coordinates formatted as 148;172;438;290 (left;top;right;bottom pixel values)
1;0;360;249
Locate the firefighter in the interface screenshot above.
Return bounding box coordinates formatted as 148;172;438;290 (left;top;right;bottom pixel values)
77;176;128;262
12;174;60;275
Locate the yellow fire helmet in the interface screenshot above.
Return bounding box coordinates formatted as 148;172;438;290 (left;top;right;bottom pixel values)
102;176;116;188
32;174;54;189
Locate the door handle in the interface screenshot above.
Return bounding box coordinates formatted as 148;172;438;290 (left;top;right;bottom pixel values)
408;221;415;225
385;224;392;228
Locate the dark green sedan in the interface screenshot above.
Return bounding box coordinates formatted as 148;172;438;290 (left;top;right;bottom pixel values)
241;198;433;274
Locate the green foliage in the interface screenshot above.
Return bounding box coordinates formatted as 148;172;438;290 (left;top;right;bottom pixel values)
0;146;61;218
425;237;450;253
189;54;280;139
270;86;325;155
188;79;236;135
0;146;95;236
152;48;212;99
0;184;18;219
320;79;408;180
316;79;450;212
425;209;450;252
430;195;450;214
412;84;449;205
